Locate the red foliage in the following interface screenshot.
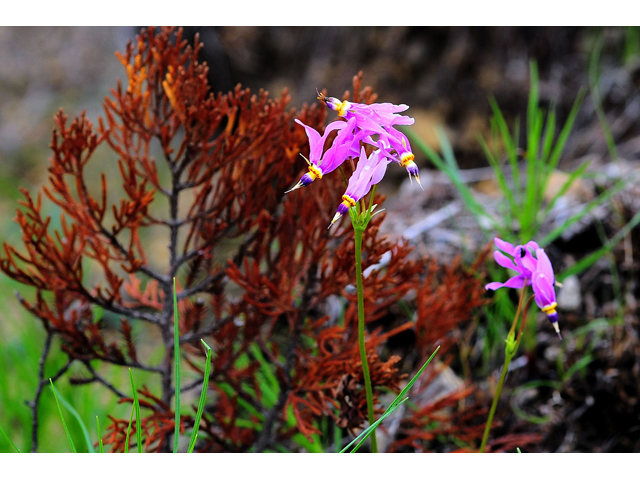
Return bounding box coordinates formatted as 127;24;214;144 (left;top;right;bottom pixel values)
2;26;499;452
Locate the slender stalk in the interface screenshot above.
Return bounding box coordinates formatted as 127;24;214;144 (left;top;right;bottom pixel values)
354;224;378;453
479;351;512;453
479;287;528;453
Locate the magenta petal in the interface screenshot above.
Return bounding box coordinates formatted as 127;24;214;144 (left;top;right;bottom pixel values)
532;272;555;307
535;248;555;281
485;281;506;291
503;275;526;289
494;251;518;271
494;237;516;256
294;119;323;163
525;240;540;251
518;250;538;276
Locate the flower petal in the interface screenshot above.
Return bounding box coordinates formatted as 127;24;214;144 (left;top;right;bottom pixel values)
535;248;555;281
494;251;518;271
532;272;555;307
503;275;526;289
485;281;506;291
494;237;516;257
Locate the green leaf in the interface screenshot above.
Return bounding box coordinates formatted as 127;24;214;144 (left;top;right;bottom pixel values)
188;340;212;453
129;369;142;453
173;277;181;453
49;379;77;453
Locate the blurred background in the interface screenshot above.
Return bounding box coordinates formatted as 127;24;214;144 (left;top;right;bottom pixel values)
1;26;639;452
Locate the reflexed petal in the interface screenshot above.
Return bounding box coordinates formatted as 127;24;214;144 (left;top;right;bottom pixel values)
535;248;555;281
494;237;516;256
294;119;323;163
485;281;507;291
525;240;540;251
503;275;526;289
494;251;518;271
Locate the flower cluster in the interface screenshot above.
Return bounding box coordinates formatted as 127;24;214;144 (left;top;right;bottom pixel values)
287;90;420;225
486;238;561;337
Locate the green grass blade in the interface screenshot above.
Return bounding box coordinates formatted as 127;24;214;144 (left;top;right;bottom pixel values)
188;340;212;453
526;60;540;158
546;88;586;174
129;369;142;453
54;384;95;453
540;107;557;165
477;134;517;216
561;354;595;383
488;96;521;193
558;208;640;280
388;346;440;412
524;61;542;234
96;416;104;453
541;160;591;219
540;176;630;246
173;277;181;453
345;345;440;453
0;423;21;452
340;397;409;453
249;344;279;393
589;34;619;163
124;403;134;453
407;127;490;227
49;378;77;453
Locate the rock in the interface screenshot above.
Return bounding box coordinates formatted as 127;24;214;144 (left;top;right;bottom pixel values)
557;275;582;311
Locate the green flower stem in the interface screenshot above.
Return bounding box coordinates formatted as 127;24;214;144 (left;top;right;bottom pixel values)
479;286;527;453
353;217;378;453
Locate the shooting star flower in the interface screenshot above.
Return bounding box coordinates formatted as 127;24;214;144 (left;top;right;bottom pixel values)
330;147;390;227
532;248;561;338
485;238;540;291
486;238;561;338
376;127;421;187
287;117;363;193
317;90;414;128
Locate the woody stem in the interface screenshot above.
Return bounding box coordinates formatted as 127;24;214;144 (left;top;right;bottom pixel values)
479;286;528;453
353;223;378;453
